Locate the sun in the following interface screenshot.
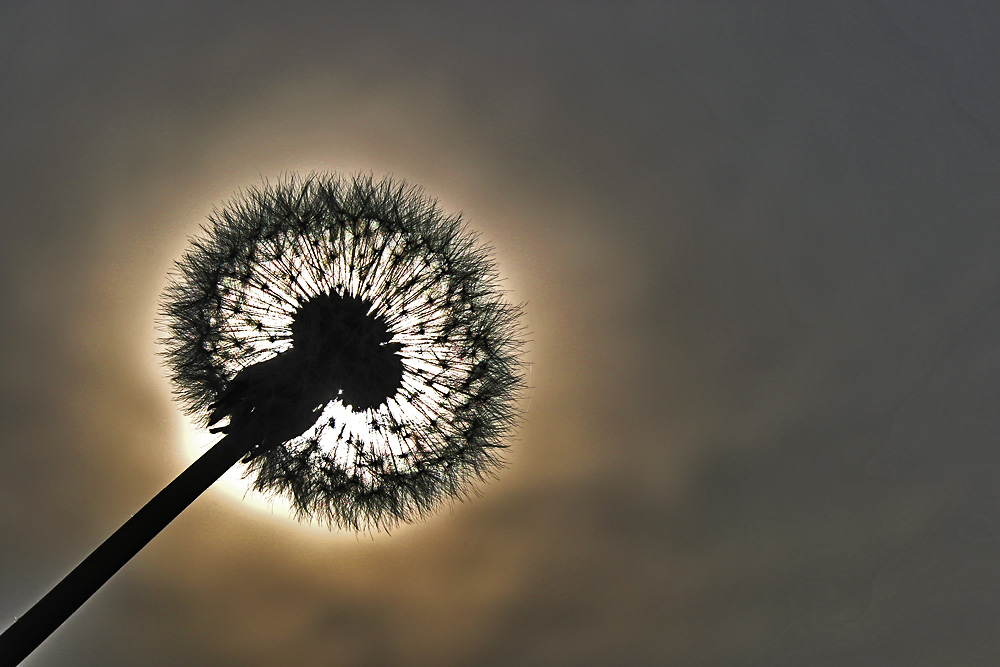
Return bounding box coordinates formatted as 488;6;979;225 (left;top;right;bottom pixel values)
161;173;527;531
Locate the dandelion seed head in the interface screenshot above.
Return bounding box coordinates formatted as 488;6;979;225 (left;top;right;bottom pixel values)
160;173;527;531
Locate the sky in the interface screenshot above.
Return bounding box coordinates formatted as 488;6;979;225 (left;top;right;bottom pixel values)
3;1;1000;665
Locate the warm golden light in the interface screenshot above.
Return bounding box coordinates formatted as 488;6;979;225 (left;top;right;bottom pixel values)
177;413;298;521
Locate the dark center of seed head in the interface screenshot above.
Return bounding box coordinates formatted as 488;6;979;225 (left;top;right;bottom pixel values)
291;290;404;412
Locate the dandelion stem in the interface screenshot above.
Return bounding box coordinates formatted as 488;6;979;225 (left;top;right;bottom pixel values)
0;434;253;665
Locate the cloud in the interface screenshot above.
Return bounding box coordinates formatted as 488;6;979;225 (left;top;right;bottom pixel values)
4;1;1000;665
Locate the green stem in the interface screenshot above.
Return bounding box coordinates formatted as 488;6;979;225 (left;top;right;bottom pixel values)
0;434;252;666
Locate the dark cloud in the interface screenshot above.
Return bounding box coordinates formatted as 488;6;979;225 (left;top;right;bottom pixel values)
3;1;1000;665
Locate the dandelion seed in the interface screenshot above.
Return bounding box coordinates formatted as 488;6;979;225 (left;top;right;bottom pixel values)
161;172;528;531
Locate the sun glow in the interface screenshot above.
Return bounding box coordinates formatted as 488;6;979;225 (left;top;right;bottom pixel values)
177;413;301;521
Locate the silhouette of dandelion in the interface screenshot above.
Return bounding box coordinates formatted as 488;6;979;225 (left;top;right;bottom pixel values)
161;172;527;530
0;172;526;664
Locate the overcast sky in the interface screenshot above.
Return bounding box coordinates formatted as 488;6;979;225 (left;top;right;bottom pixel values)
4;1;1000;665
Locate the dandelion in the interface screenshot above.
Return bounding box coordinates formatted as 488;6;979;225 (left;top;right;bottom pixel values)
0;173;527;664
162;172;526;530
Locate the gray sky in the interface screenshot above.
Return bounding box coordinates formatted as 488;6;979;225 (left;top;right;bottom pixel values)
3;1;1000;665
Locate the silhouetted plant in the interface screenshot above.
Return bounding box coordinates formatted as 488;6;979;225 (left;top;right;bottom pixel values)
0;172;527;664
162;172;527;530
